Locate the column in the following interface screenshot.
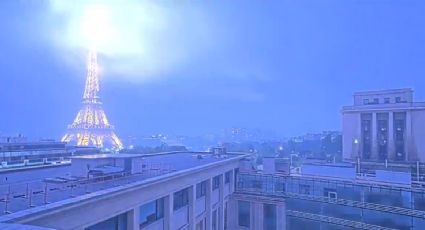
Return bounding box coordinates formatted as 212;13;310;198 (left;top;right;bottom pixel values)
127;208;139;230
252;202;263;230
388;112;395;160
406;111;412;161
218;175;225;230
229;170;235;194
164;194;174;230
188;185;196;230
227;199;238;229
276;203;286;230
371;112;378;160
205;179;212;230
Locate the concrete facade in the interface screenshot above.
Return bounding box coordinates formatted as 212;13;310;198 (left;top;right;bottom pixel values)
342;89;425;162
0;152;251;230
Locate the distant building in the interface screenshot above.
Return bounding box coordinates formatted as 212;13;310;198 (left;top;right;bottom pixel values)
342;88;425;162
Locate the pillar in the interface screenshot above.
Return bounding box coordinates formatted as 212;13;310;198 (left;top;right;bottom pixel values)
218;175;224;230
205;179;212;230
252;202;263;230
164;194;174;230
276;203;286;230
406;111;412;161
188;185;196;230
388;112;395;160
372;112;378;160
127;208;139;230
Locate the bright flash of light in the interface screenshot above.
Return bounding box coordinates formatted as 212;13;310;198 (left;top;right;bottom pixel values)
48;0;213;80
79;5;115;50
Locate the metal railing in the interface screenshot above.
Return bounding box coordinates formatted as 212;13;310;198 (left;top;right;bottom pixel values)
0;163;173;215
287;210;398;230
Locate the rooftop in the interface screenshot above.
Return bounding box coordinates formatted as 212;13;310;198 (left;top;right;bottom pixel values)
0;151;248;219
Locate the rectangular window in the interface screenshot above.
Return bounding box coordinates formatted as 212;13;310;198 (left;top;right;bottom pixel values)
213;176;220;190
263;204;277;230
212;209;217;230
384;98;390;103
173;188;189;211
363;99;369;105
225;171;231;184
373;98;379;104
196;181;207;198
139;198;164;227
238;201;250;227
396;97;402;103
299;184;310;195
324;188;337;199
224;202;228;230
86;213;127;230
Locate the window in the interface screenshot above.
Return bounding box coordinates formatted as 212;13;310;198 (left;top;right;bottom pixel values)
324;188;337;199
384;97;390;103
196;219;206;230
299;184;310;195
196;181;207;198
213;176;220;190
224;202;228;230
373;98;379;104
139;198;164;227
274;181;285;193
212;209;217;230
86;213;127;230
173;188;189;210
238;201;250;227
363;99;369;105
263;204;277;230
396;97;402;103
225;171;231;184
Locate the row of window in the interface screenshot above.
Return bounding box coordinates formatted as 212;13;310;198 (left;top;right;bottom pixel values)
363;96;404;105
137;170;234;228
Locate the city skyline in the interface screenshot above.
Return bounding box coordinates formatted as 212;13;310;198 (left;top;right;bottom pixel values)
1;1;425;140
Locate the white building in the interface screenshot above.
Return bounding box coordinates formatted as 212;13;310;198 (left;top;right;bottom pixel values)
0;151;287;230
342;88;425;162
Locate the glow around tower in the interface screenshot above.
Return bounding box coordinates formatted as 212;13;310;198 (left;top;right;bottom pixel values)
62;50;123;150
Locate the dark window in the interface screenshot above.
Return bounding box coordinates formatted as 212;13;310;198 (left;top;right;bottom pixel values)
224;202;228;230
263;204;277;230
396;97;402;103
363;99;369;105
299;184;310;195
324;188;337;199
238;201;250;227
139;198;164;227
173;188;189;210
196;181;207;198
213;176;220;190
225;171;231;184
373;98;379;104
86;213;127;230
212;209;217;230
384;98;390;103
274;181;285;193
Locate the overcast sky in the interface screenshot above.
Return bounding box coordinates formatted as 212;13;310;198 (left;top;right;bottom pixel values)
1;0;425;140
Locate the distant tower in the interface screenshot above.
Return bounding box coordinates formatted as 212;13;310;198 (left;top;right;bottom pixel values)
62;50;123;149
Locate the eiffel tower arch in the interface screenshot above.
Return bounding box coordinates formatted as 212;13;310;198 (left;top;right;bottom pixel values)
62;50;123;150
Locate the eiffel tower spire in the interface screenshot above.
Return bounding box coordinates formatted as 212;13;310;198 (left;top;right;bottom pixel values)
62;50;123;149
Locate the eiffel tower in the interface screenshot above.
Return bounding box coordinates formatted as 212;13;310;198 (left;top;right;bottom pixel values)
62;50;123;149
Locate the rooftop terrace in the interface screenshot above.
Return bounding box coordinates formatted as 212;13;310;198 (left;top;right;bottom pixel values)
0;151;247;220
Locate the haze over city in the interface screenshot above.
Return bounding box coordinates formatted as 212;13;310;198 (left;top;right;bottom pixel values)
1;0;425;140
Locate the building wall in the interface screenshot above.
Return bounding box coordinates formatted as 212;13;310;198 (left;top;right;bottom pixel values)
342;112;360;160
342;89;425;162
9;159;239;230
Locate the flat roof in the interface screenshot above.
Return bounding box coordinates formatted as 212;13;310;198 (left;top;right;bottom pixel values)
70;153;144;159
353;88;413;96
0;151;248;218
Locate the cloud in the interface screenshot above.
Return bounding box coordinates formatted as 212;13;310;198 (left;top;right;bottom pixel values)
47;0;214;81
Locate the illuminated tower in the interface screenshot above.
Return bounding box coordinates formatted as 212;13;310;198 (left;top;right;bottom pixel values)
62;50;123;149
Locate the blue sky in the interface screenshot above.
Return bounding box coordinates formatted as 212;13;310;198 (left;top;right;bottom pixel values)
1;0;425;139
